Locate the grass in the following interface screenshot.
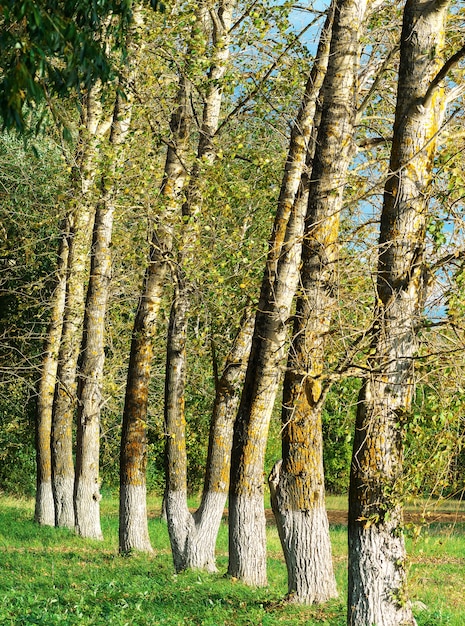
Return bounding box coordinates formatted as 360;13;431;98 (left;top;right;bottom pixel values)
0;496;464;625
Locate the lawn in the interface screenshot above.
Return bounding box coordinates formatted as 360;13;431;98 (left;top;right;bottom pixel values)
0;495;464;625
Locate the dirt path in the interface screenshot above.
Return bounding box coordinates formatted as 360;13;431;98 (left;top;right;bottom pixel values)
263;509;465;525
184;508;465;525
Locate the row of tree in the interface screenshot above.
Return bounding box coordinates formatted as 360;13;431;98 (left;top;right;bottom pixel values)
1;0;465;624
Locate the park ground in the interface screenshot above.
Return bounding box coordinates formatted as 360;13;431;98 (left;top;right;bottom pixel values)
1;494;464;625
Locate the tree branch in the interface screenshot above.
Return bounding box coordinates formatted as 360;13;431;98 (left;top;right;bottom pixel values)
422;44;465;110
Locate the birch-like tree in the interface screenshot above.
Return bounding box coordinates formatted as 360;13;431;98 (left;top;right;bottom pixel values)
35;225;69;525
51;84;106;528
74;7;144;540
118;10;195;553
162;0;240;571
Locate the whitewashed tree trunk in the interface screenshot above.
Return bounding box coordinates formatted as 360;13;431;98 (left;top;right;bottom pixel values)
51;83;104;529
74;7;143;541
348;1;449;624
119;44;192;554
270;0;367;604
163;0;250;573
269;461;336;604
228;3;333;587
35;221;69;526
182;312;254;571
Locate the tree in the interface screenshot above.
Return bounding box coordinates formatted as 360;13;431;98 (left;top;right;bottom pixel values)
270;0;370;604
14;0;135;528
118;8;195;553
35;222;69;525
74;7;144;540
51;83;106;528
228;3;333;587
162;0;240;571
347;1;456;623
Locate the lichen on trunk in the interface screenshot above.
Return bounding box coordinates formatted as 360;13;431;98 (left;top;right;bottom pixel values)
35;224;69;526
268;0;367;603
51;82;104;529
348;1;450;623
227;2;334;586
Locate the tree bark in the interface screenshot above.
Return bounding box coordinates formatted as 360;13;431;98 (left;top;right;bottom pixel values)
163;0;244;572
35;219;69;526
348;1;449;624
163;278;191;571
75;7;143;541
185;311;254;570
270;0;368;604
119;37;193;553
228;4;334;587
51;83;104;528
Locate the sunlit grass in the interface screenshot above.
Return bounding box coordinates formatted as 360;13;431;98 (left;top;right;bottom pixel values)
0;495;464;625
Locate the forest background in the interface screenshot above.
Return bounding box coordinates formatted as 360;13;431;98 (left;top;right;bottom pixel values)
1;0;465;623
1;0;464;505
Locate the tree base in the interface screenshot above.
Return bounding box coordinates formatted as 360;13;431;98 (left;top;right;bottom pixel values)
348;519;417;626
228;493;268;586
53;475;75;528
74;478;103;540
119;483;153;553
35;480;55;526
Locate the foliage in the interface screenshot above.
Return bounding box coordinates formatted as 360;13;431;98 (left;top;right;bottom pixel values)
0;130;66;495
0;0;136;130
322;378;360;495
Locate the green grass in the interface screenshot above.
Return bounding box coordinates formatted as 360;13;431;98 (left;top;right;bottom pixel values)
0;496;464;625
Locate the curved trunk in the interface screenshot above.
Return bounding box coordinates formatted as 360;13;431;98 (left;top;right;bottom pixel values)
34;221;69;525
164;278;191;571
118;7;199;549
165;0;237;565
228;3;334;587
165;0;238;571
348;1;449;624
270;0;367;604
181;312;254;571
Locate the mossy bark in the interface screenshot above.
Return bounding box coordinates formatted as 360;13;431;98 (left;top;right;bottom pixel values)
51;83;104;529
227;4;334;587
74;12;143;540
271;0;367;603
35;222;69;526
348;1;449;624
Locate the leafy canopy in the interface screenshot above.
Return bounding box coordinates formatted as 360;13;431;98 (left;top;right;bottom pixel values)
0;0;134;130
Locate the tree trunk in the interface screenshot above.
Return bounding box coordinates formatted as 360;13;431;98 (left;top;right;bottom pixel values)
348;1;449;624
75;8;142;541
178;311;254;571
270;0;368;604
228;4;334;587
35;220;69;526
119;63;192;554
51;84;104;528
163;276;191;571
163;0;241;571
